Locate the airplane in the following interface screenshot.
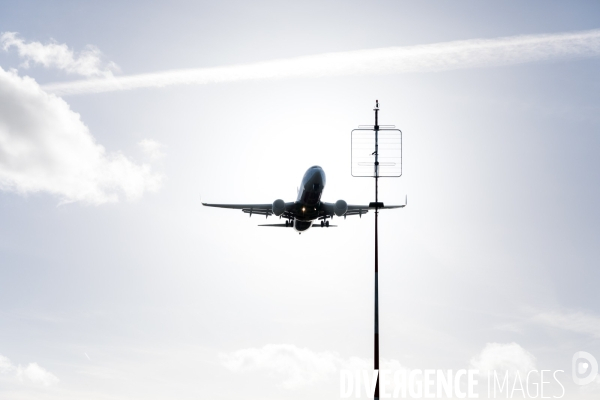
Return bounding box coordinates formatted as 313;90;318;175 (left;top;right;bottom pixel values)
202;165;406;234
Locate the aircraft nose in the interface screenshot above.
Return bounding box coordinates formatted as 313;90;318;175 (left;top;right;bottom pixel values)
314;169;323;182
317;169;325;185
311;168;325;188
303;166;326;190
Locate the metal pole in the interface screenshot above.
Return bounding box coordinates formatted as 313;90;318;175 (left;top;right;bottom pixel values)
374;100;380;400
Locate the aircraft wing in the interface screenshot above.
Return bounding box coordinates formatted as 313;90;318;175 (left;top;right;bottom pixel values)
344;200;406;217
202;202;274;217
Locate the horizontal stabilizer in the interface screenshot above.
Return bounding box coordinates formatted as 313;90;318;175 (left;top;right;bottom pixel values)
257;224;337;228
258;224;290;227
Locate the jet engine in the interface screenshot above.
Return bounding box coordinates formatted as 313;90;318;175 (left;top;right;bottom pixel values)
272;199;286;216
334;199;348;216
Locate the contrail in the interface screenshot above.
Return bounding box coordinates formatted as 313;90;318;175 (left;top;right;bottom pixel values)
43;29;600;96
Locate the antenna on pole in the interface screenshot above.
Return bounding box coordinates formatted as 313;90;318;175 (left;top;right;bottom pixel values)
350;101;403;400
374;101;380;177
374;99;379;128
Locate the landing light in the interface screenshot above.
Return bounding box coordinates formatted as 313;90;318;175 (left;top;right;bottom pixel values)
302;207;305;212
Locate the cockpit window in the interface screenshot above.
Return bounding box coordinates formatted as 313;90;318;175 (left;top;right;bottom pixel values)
310;165;321;169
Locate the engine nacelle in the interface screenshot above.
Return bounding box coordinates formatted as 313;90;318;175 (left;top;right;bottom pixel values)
334;199;348;216
272;199;286;216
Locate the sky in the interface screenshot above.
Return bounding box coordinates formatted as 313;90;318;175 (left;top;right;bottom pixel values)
1;1;600;399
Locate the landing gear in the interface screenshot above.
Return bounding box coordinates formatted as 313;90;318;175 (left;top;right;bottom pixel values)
285;220;289;227
321;220;324;227
325;220;329;227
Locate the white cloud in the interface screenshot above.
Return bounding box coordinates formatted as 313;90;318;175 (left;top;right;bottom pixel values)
0;354;59;386
470;343;536;377
0;66;162;204
220;344;339;389
1;31;118;78
16;363;59;386
534;310;600;338
138;138;165;161
42;28;600;96
220;344;405;390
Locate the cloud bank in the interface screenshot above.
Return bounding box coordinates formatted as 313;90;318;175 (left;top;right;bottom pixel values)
43;28;600;96
223;343;539;390
1;32;118;78
0;354;59;386
0;66;162;204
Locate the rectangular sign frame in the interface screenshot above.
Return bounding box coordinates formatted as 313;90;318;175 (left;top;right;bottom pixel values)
351;128;402;178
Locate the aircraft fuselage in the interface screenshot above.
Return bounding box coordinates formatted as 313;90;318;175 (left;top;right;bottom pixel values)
293;165;326;232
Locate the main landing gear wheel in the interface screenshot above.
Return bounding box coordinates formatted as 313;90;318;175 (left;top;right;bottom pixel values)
285;220;289;227
321;220;324;227
325;220;329;227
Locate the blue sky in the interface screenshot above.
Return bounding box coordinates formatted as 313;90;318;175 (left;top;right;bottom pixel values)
1;1;600;399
